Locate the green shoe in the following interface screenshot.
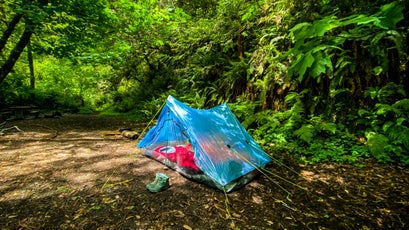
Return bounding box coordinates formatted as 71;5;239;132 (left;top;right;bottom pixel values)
146;173;169;193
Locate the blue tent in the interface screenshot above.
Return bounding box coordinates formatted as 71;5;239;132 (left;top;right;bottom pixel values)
137;96;271;192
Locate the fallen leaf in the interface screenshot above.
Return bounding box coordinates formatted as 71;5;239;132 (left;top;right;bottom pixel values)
232;213;241;218
175;210;185;218
183;224;192;230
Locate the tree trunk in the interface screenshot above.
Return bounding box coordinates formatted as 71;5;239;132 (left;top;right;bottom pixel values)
28;40;35;88
0;14;23;53
0;26;33;84
237;29;244;59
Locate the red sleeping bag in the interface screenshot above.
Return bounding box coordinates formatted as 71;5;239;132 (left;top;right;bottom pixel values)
153;144;201;172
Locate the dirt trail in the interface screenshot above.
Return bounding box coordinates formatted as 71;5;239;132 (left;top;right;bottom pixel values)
0;114;408;229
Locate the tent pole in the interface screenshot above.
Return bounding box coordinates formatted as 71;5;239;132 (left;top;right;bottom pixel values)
134;99;167;146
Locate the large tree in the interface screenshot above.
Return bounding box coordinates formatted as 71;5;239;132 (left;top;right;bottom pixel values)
0;0;114;84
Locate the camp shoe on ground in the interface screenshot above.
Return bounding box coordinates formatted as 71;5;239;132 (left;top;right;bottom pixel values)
146;173;169;192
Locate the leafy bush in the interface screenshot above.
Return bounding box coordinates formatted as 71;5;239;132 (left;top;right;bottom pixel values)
357;84;409;165
246;92;370;165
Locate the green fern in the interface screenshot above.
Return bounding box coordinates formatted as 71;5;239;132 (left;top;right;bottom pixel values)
319;122;337;135
376;103;401;116
377;82;406;104
294;124;315;143
393;99;409;112
397;117;408;126
366;132;391;163
284;92;301;105
386;125;409;150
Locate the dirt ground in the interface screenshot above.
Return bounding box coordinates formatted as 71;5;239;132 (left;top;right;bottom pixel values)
0;114;408;229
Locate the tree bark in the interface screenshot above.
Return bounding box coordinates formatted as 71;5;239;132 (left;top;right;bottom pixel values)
0;26;33;84
28;40;35;88
237;29;244;59
0;14;23;53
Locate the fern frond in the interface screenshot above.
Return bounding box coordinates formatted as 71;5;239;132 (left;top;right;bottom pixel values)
402;129;409;150
320;122;337;134
386;125;409;150
376;103;401;116
377;82;406;103
382;121;395;132
294;124;315;143
397;117;408;126
393;99;409;112
357;109;368;116
291;101;304;115
285;92;301;105
366;132;390;161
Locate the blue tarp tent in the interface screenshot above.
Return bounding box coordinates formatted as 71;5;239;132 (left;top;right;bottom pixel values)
137;95;271;192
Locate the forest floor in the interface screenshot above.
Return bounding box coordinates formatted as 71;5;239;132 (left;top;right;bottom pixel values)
0;114;408;229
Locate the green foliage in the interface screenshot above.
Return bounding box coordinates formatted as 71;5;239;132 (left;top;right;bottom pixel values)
288;2;403;82
0;55;113;111
357;84;409;165
229;97;258;129
285;1;405;118
0;73;34;106
246;92;369;165
250;82;409;166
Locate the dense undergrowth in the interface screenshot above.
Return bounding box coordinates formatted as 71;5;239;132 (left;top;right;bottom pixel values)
229;83;409;166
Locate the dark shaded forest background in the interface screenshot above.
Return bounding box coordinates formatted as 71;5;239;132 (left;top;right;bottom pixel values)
1;0;408;165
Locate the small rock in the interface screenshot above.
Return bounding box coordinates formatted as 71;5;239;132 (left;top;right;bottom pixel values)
121;130;139;139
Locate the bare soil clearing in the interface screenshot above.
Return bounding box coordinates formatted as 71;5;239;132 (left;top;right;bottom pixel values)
0;114;408;229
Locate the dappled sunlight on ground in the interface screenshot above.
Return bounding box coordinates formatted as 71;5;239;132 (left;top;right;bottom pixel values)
0;130;138;201
0;115;408;229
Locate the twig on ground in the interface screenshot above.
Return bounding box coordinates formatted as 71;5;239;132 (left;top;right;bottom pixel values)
0;125;24;135
30;124;59;139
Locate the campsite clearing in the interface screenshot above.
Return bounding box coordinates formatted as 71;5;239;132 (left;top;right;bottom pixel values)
0;114;408;229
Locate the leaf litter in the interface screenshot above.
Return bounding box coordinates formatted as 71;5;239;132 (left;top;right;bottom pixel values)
0;114;408;229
